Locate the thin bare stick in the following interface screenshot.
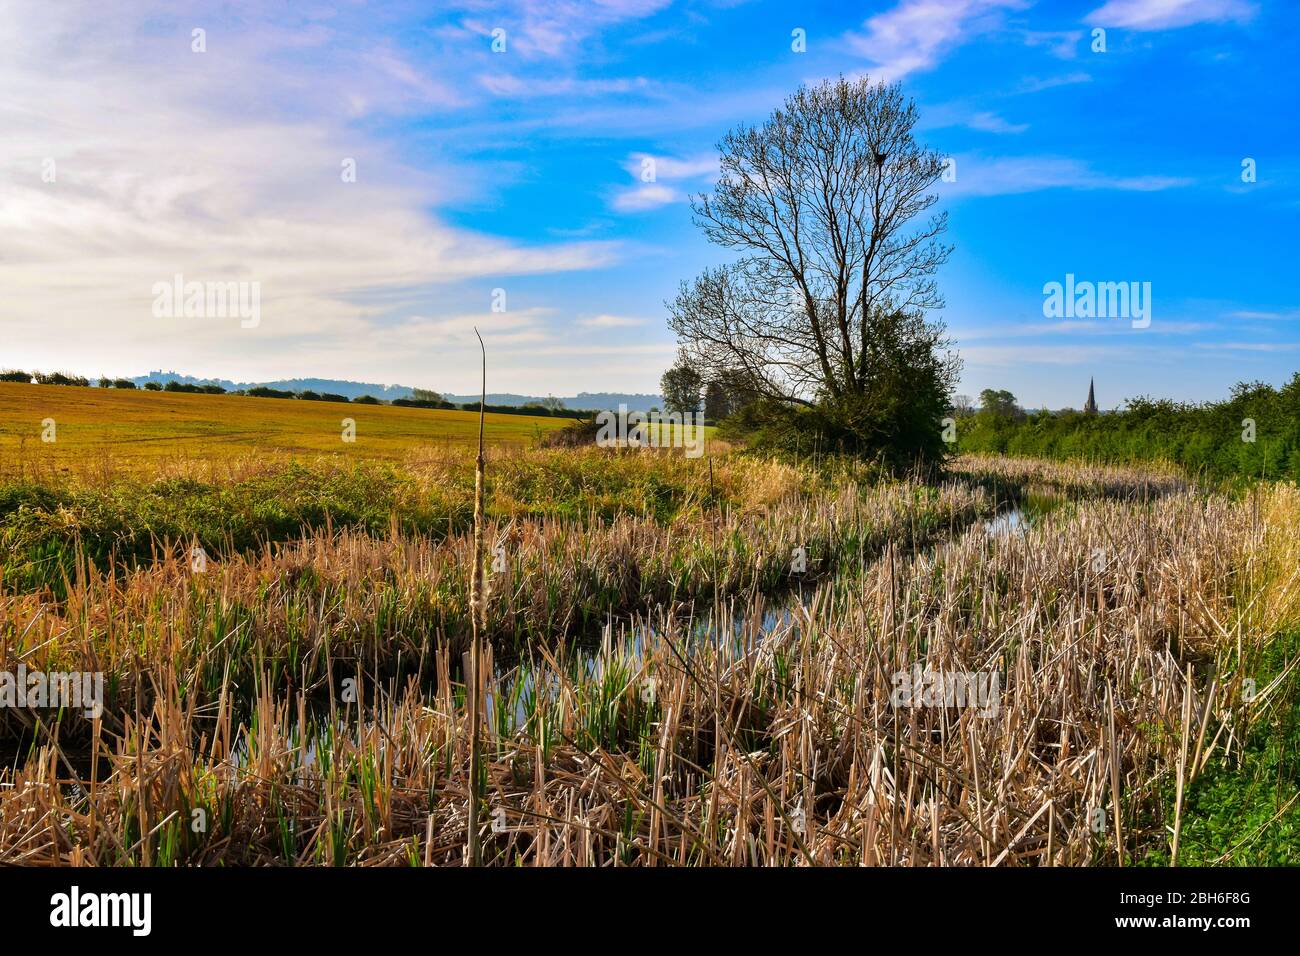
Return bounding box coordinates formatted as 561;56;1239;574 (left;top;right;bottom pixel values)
467;328;487;867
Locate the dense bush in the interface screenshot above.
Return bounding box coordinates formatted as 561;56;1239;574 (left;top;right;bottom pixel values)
164;381;225;394
298;390;352;402
393;397;457;409
461;402;597;419
538;418;601;448
0;370;29;383
958;374;1300;482
33;371;90;387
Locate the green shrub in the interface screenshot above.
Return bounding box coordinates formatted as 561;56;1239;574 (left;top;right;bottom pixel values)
957;374;1300;483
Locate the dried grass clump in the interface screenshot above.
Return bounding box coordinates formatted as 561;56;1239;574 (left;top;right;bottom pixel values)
953;454;1189;498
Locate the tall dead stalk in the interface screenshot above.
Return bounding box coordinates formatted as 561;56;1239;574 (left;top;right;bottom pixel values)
467;328;487;867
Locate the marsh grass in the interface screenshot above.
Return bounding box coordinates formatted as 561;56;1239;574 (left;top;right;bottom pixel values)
0;453;994;732
1;452;1297;865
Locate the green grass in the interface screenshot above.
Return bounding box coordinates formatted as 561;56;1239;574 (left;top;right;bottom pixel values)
1140;630;1300;866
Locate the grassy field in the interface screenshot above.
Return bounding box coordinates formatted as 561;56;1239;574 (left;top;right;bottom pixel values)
0;381;568;469
0;416;1298;865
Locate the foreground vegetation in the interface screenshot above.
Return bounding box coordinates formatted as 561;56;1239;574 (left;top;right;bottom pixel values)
1;441;1297;866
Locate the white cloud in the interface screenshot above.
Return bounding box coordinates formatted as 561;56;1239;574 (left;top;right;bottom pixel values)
1225;309;1300;321
1021;29;1084;59
463;0;674;58
624;153;718;180
967;111;1028;134
498;343;674;357
939;155;1193;197
845;0;1027;82
1085;0;1257;30
609;151;716;212
611;183;682;211
576;314;645;328
963;320;1213;338
477;73;655;98
1018;72;1093;93
1195;341;1300;352
0;1;619;382
394;309;552;344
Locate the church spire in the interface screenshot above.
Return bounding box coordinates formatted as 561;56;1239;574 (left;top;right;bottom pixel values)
1084;377;1097;415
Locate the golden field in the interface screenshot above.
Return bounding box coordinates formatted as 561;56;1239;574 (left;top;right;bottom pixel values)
0;381;569;470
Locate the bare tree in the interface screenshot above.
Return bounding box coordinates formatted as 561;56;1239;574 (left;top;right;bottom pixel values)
669;77;956;408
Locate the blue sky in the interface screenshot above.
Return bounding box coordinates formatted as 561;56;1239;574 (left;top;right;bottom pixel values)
1;0;1295;408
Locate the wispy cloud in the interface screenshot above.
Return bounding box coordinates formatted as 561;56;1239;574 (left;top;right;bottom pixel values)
0;1;620;383
457;0;674;58
612;183;681;211
967;111;1028;134
845;0;1027;81
576;314;646;328
1018;72;1093;93
477;73;656;98
1085;0;1257;30
1194;341;1300;352
1225;308;1300;321
940;155;1193;197
954;319;1216;342
393;309;552;347
1021;29;1084;59
609;151;717;212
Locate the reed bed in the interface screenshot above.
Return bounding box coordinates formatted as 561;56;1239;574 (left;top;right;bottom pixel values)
0;468;993;738
1;452;1297;865
953;453;1190;499
0;446;869;595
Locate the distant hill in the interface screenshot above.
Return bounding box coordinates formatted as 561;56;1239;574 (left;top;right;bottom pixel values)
126;374;663;410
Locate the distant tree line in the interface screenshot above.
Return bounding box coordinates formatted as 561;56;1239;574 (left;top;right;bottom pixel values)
1;370;608;418
956;375;1300;482
1;370;94;386
657;358;757;427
